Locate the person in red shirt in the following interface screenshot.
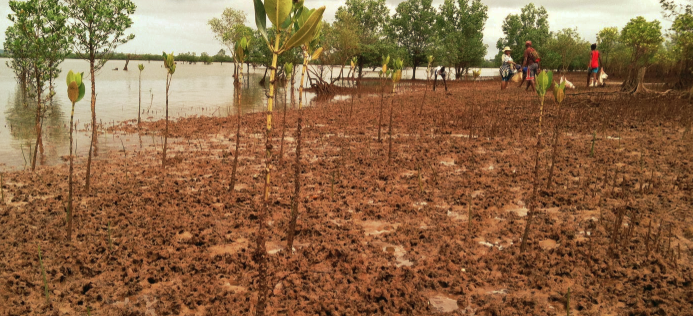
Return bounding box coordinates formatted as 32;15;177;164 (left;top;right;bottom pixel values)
521;41;540;92
588;43;603;87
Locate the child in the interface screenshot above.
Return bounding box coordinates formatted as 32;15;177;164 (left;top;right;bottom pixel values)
587;43;603;87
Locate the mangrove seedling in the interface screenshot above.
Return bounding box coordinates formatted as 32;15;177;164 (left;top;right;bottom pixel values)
472;69;481;82
288;3;323;253
38;244;49;305
162;52;176;168
520;69;552;253
253;0;325;314
279;62;293;162
377;55;391;142
420;55;434;116
349;56;357;119
138;64;144;125
65;70;86;242
388;58;403;165
230;36;251;191
546;80;567;189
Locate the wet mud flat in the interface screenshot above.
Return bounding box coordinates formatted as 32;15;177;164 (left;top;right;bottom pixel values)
1;80;692;315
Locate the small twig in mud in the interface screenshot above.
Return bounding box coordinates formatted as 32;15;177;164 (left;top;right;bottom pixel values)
0;172;4;204
120;139;128;182
387;97;395;165
428;161;438;184
38;244;50;305
108;221;113;251
566;287;571;316
645;219;652;256
417;164;424;194
330;171;336;202
468;193;473;239
590;131;596;158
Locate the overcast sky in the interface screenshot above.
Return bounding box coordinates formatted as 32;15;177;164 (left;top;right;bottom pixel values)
0;0;672;59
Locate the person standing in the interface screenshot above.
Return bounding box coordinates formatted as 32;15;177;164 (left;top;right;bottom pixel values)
433;66;448;92
499;47;515;90
587;43;603;87
522;41;540;92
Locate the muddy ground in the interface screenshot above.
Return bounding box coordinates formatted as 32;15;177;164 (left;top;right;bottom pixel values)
1;79;692;315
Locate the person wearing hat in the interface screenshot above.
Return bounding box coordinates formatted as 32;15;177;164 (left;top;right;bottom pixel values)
521;40;540;92
499;46;516;90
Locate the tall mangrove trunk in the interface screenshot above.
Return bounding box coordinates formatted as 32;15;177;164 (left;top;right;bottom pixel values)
86;57;96;192
31;66;42;171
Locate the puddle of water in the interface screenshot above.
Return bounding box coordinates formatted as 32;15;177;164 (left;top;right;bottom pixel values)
358;220;401;236
429;294;459;313
439;158;455;166
506;206;528;217
475;237;514;251
208;238;249;257
539;239;559;250
377;242;413;267
488;289;509;295
447;206;469;221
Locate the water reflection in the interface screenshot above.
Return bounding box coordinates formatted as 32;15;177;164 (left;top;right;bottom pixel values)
0;59;319;168
4;88;68;167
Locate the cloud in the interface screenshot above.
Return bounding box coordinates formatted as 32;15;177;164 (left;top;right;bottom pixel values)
0;0;673;59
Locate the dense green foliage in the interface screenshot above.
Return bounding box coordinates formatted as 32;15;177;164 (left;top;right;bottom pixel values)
4;0;71;95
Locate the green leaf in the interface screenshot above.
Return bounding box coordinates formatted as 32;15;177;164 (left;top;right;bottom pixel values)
265;0;292;28
77;82;86;103
253;0;268;43
284;62;293;76
281;6;325;51
546;71;553;91
535;71;548;96
66;70;75;87
280;13;292;29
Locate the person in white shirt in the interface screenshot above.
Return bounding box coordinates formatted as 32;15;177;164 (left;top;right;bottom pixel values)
499;47;516;90
433;66;448;92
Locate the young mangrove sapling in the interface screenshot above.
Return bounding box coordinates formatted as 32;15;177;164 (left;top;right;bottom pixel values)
253;1;325;313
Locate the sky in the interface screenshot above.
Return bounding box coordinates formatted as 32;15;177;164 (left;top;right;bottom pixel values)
0;0;673;59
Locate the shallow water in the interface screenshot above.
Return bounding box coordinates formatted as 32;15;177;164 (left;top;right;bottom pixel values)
0;58;498;169
0;58;316;169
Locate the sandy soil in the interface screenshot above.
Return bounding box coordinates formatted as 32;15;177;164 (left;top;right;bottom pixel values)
1;79;692;315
